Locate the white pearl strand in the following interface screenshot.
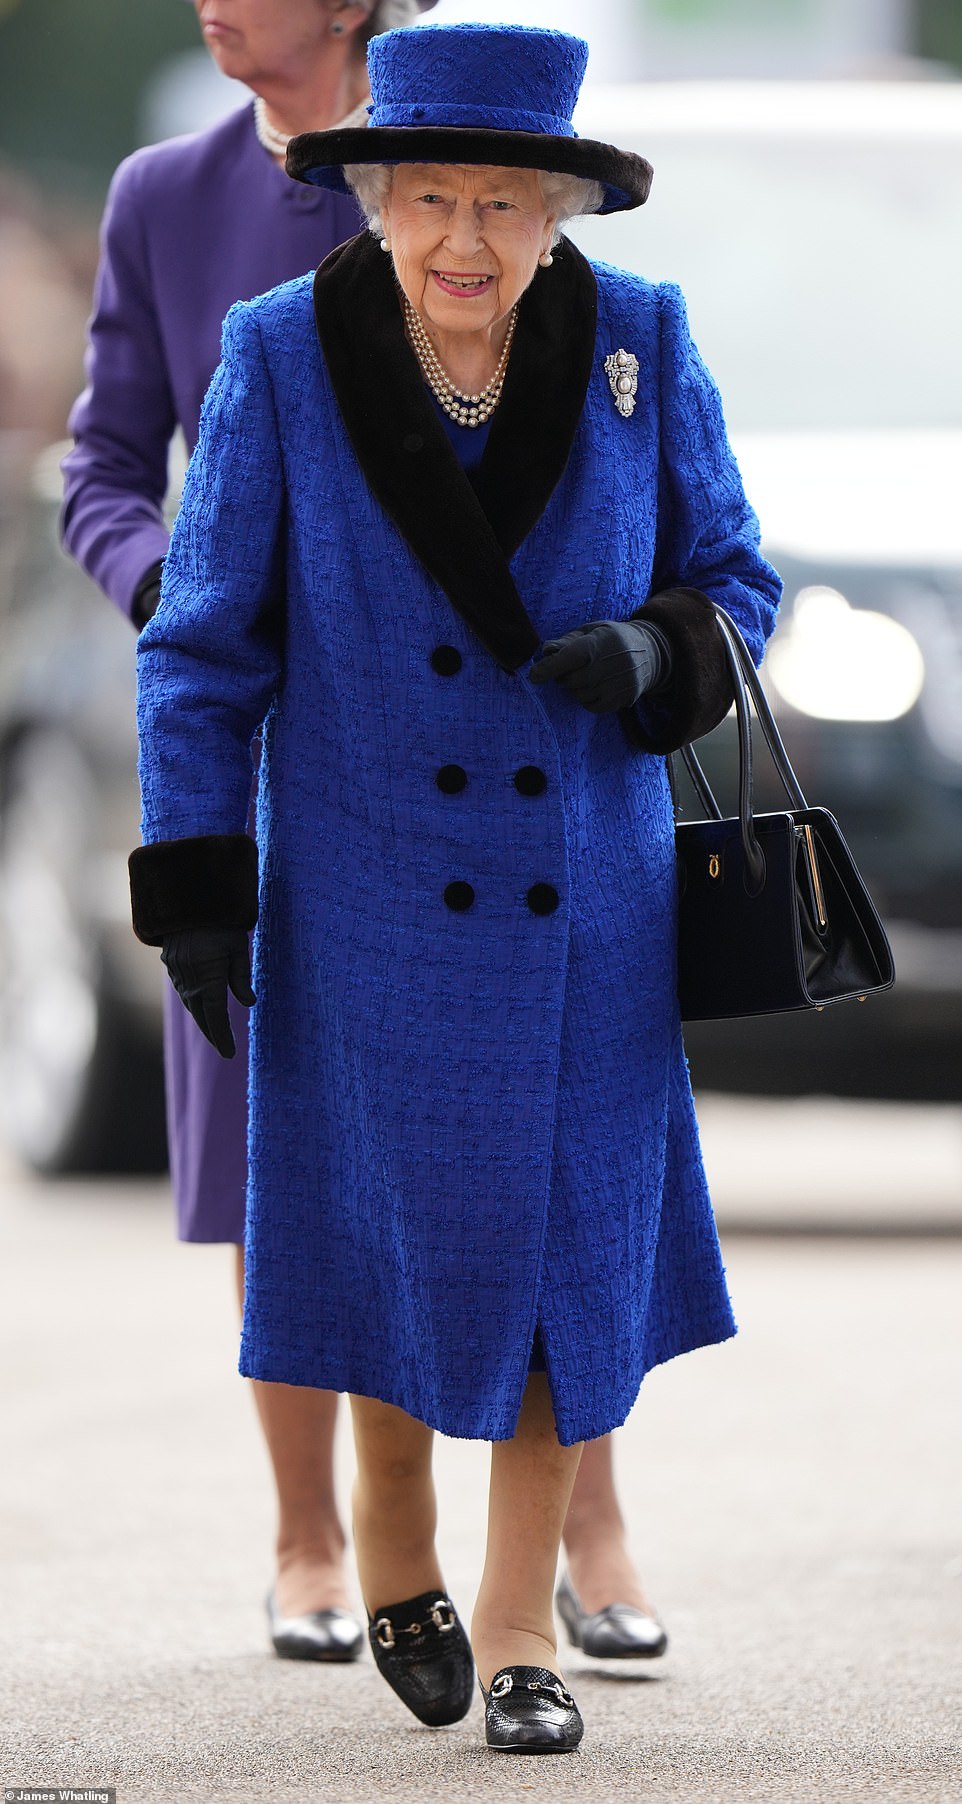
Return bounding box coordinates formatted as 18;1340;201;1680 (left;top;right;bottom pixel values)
253;96;291;157
403;298;518;427
253;95;371;159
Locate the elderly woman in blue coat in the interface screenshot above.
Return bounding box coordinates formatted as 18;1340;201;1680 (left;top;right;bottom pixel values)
130;23;780;1754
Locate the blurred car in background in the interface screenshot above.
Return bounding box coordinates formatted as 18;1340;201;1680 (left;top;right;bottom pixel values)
0;444;167;1172
572;80;962;1101
1;80;960;1175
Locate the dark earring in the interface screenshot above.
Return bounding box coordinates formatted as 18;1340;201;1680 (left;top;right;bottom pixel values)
331;17;345;33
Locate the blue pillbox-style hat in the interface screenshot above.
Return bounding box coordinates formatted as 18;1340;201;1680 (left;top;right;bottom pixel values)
368;23;587;138
287;23;652;215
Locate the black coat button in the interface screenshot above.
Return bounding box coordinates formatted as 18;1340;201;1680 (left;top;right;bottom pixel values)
527;883;559;915
431;645;462;676
436;764;468;794
403;432;424;453
444;881;475;912
514;765;547;797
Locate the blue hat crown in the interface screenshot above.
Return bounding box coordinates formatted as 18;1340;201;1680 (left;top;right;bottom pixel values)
367;24;589;141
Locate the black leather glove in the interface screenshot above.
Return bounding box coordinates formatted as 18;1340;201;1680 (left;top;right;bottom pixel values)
530;617;671;713
131;558;164;630
161;927;255;1059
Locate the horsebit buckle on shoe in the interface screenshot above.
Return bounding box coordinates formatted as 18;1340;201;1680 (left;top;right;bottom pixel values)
374;1597;455;1650
490;1672;574;1707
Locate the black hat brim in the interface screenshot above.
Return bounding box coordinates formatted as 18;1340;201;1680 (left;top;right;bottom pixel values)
286;126;652;214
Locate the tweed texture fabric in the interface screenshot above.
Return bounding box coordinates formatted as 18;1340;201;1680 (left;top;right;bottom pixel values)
367;24;586;136
136;251;780;1444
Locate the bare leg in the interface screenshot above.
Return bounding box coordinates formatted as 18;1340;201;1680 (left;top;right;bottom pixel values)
235;1245;351;1615
561;1431;655;1614
349;1394;444;1613
471;1374;583;1688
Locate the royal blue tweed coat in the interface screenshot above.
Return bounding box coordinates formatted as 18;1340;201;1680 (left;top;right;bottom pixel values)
134;232;780;1444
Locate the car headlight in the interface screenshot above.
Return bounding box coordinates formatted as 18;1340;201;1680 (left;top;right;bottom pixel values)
766;586;925;722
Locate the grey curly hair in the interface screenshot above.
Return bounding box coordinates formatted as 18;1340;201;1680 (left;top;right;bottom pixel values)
343;163;605;243
366;0;425;30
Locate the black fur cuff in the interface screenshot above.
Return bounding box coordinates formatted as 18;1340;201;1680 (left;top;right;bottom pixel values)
131;558;164;631
622;587;735;754
129;834;258;946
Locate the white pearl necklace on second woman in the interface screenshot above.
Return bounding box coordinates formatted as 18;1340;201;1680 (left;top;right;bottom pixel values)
253;96;290;158
253;94;371;159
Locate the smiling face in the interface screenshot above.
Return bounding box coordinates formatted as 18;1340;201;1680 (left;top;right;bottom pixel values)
379;164;557;349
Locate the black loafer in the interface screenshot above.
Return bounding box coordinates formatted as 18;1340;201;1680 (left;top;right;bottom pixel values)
556;1571;668;1660
368;1590;474;1726
266;1589;364;1662
482;1664;584;1753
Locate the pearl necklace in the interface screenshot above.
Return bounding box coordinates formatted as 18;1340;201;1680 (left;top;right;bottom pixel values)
403;298;518;428
253;96;291;158
253;95;371;159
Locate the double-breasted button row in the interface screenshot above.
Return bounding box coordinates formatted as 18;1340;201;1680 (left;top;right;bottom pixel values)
431;646;557;915
443;881;560;915
434;763;548;797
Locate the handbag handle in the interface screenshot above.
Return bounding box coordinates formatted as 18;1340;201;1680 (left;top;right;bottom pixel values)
672;605;809;894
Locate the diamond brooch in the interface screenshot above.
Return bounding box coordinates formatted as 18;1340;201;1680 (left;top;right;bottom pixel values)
605;348;639;418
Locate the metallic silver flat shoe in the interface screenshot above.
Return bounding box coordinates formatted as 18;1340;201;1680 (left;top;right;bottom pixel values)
266;1588;364;1662
555;1570;668;1660
481;1664;584;1753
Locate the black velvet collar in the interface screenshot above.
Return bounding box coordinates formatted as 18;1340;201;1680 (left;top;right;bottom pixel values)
312;229;597;672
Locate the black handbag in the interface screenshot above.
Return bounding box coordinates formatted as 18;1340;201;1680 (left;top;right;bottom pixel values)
673;606;896;1022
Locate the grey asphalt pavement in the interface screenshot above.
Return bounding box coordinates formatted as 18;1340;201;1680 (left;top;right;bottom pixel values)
1;1101;960;1804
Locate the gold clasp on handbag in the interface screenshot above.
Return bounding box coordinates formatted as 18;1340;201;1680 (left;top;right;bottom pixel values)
708;853;720;880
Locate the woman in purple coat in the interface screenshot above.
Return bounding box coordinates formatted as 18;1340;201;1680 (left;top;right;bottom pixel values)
62;0;668;1669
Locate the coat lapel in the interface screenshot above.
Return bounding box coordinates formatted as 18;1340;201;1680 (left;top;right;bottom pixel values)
312;229;597;673
471;236;597;559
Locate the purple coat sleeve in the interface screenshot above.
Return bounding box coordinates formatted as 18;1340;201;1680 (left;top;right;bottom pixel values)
60;155;174;622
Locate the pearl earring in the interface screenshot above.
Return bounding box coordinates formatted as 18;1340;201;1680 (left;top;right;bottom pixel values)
539;250;554;268
380;237;390;253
